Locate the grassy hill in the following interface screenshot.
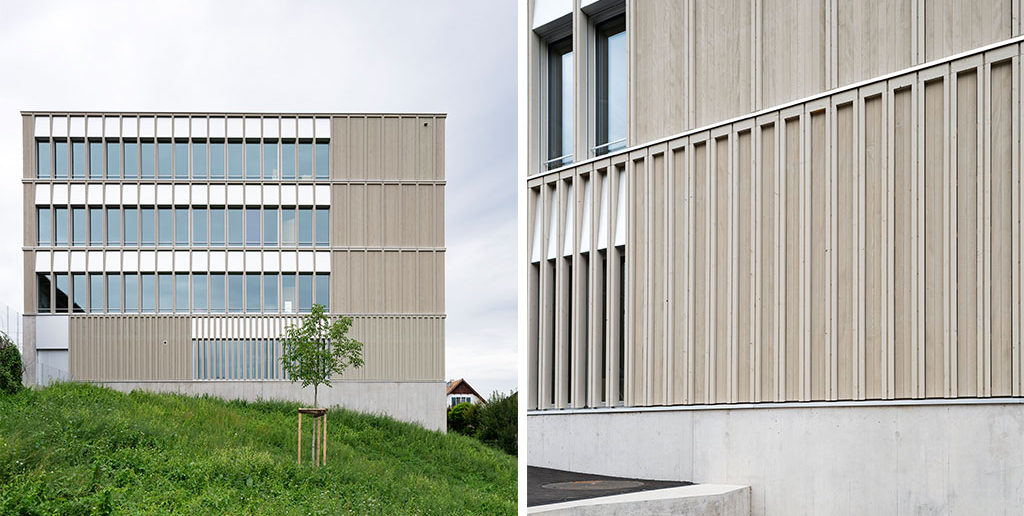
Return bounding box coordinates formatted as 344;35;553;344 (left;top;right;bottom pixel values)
0;383;516;515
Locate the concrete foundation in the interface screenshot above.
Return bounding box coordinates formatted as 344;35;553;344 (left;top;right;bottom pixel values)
528;484;750;516
99;380;446;431
528;401;1024;515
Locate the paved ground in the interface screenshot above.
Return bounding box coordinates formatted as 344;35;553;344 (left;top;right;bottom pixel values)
527;466;692;507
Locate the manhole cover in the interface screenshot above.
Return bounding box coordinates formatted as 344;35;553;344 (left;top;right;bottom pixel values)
542;480;645;491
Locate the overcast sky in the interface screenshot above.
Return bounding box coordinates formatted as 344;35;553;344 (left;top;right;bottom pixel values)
0;0;518;397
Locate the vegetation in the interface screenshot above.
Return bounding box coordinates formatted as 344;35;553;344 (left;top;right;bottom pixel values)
0;332;22;395
447;391;517;456
0;383;516;515
280;303;364;408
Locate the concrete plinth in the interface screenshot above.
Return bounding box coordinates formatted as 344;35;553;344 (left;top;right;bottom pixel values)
527;484;750;516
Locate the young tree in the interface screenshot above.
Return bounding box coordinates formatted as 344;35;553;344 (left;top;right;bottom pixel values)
280;303;365;407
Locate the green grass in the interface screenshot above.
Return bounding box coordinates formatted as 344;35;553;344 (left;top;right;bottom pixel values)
0;383;516;515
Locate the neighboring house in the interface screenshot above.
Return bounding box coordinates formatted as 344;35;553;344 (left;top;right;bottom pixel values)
522;1;1024;514
446;378;486;408
21;111;447;431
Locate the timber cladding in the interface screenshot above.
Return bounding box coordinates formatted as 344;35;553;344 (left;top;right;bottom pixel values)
527;39;1024;410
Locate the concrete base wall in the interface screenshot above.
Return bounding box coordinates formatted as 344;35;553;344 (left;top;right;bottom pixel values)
528;402;1024;515
529;485;750;516
99;380;446;432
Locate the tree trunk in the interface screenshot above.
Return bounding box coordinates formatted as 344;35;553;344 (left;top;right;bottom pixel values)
314;384;318;408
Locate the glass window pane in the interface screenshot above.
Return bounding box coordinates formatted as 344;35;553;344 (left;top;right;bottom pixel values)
175;274;189;312
192;142;207;179
227;208;243;246
209;142;225;179
547;38;573;169
245;142;260;179
246;274;260;312
210;208;225;245
141;273;155;313
298;209;312;246
315;142;329;179
298;274;313;313
158;273;172;313
193;209;207;245
37;208;50;246
106;142;120;179
55;141;68;178
124;274;138;313
596;17;626;155
72;208;86;246
123;208;138;246
282;209;296;245
228;274;243;313
210;273;225;313
281;141;296;179
37;274;51;312
141;208;155;246
106;208;121;246
245;209;260;246
158;208;172;246
55;207;68;246
263;141;278;179
298;142;313;178
158;142;172;178
175;209;188;246
107;274;121;313
72;273;86;313
141;142;155;178
315;274;329;309
55;273;69;313
192;274;208;312
263;274;278;313
90;274;103;313
123;142;138;179
37;141;51;179
89;208;102;246
315;208;329;246
282;274;296;313
227;142;243;179
72;141;86;178
89;142;103;179
263;208;278;246
174;141;188;178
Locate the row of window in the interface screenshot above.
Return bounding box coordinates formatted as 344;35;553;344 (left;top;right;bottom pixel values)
37;206;329;248
194;339;290;381
37;272;329;314
36;140;329;180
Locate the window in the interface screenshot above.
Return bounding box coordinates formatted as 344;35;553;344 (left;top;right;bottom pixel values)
210;273;225;313
90;274;103;313
315;207;329;246
263;141;279;179
175;208;188;246
298;142;313;179
106;142;120;179
158;273;172;313
282;274;296;313
263;208;278;246
140;273;154;313
141;141;155;178
263;274;278;313
210;141;225;179
193;142;208;179
227;142;243;179
245;208;260;246
89;208;102;246
72;208;86;246
315;273;329;309
141;208;155;246
123;142;138;179
298;274;313;312
175;274;189;312
125;274;139;313
158;142;172;178
210;208;225;245
281;141;296;179
37;274;51;312
37;141;51;179
72;141;86;178
595;14;626;156
228;274;243;313
55;274;69;313
72;273;86;313
158;208;173;246
55;141;68;178
547;37;574;170
193;208;208;245
124;208;138;246
106;208;121;245
89;142;103;179
37;208;50;246
174;141;188;178
315;142;329;179
107;274;121;313
245;142;260;179
298;208;313;246
281;208;296;245
227;208;243;246
55;208;68;246
246;274;260;312
193;274;208;312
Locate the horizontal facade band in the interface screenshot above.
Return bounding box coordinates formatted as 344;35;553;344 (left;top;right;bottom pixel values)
33;183;331;206
32;114;331;140
34;250;333;273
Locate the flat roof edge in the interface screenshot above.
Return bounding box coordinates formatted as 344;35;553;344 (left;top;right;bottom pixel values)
20;110;447;118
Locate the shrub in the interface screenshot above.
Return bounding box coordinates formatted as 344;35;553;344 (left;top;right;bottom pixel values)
474;391;517;456
447;402;478;435
0;331;22;394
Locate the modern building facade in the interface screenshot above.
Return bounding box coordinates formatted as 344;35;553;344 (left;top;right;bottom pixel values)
22;111;446;430
521;0;1024;512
